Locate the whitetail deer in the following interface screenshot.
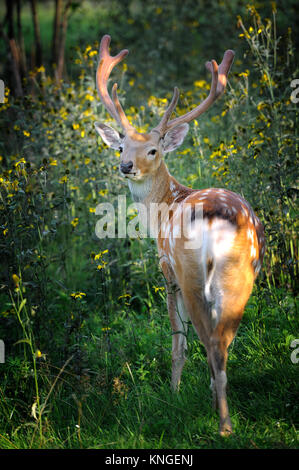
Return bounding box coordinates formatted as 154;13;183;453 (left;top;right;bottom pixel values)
94;35;265;435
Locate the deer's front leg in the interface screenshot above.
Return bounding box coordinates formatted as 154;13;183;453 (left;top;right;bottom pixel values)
167;288;188;391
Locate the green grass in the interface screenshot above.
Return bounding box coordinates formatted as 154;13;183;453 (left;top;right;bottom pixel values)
0;285;298;449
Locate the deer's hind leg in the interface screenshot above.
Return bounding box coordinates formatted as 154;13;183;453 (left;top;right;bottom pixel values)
167;289;189;391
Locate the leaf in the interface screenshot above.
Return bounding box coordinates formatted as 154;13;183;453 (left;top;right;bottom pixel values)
31;402;38;421
13;338;31;347
18;298;27;314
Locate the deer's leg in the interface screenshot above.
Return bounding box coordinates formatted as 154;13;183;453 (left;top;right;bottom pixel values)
209;338;232;435
207;351;217;410
167;290;188;391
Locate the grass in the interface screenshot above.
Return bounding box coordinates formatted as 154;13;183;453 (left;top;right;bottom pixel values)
0;285;298;449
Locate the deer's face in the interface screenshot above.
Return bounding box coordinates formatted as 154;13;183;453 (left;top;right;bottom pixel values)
119;132;162;181
95;123;189;182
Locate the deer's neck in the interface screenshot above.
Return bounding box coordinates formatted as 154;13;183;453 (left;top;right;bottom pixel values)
128;160;190;207
127;160;194;238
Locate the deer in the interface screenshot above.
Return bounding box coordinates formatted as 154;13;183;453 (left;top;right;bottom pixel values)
94;35;265;436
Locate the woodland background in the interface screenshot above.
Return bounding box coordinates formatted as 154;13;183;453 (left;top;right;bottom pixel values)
0;0;298;449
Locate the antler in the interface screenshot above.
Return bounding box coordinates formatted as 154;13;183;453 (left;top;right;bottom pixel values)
153;49;235;135
96;35;135;133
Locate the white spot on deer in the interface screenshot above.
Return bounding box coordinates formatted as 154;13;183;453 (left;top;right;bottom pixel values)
169;253;176;267
247;228;254;242
173;224;181;239
253;259;261;274
202;218;236;262
241;205;248;217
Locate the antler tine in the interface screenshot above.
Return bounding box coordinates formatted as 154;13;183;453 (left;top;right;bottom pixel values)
152;87;180;135
96;35;133;131
206;49;235;98
112;83;134;133
158;50;235;133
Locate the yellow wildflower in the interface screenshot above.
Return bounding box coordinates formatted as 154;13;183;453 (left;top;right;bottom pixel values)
153;286;165;293
71;218;79;228
15;158;26;166
94;250;108;260
70;292;86;300
12;274;20;287
85;94;94;102
118;293;131;300
59;175;68;184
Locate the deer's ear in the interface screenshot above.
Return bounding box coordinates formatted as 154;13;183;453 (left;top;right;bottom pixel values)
162;123;189;153
94;122;122;149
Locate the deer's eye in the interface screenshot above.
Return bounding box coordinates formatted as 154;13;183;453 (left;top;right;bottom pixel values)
148;149;157;156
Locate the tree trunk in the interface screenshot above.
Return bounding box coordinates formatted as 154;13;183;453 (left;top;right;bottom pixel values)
52;0;62;66
30;0;42;67
55;0;71;84
2;0;23;96
16;0;27;76
9;38;23;96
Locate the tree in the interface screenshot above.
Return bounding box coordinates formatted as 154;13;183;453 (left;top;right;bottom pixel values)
30;0;43;67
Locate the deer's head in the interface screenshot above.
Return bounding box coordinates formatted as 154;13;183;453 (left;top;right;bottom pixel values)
95;35;234;182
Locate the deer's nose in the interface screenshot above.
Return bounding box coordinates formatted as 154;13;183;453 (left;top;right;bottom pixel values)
120;161;133;174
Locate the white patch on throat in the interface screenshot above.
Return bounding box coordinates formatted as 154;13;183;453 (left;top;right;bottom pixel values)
128;177;153;202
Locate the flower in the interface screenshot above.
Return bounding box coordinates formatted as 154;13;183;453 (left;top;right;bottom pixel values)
118;293;131;300
94;249;108;260
70;292;86;300
153;286;165;293
97;263;107;270
59;175;68;184
15;158;26;166
12;274;20;287
93;250;108;270
71;218;79;228
85;94;94;102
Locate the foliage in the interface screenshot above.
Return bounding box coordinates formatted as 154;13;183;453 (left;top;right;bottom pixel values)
0;1;298;449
